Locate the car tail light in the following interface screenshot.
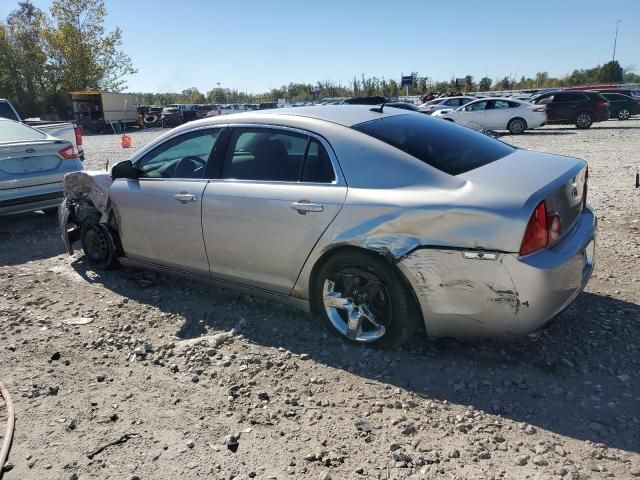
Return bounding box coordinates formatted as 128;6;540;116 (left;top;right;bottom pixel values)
59;145;79;159
582;167;588;208
596;100;608;108
547;212;561;244
532;106;546;112
74;126;83;146
520;201;548;256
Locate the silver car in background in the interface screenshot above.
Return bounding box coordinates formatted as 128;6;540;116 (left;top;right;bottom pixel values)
1;118;83;216
59;106;595;347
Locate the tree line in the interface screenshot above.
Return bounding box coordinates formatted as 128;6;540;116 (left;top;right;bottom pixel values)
129;61;638;108
2;0;639;118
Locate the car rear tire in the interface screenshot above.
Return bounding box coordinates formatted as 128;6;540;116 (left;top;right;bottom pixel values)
507;117;527;134
80;217;119;270
618;109;631;120
312;250;419;348
574;111;594;129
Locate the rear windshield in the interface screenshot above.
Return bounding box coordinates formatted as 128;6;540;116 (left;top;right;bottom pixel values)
352;114;514;175
0;119;48;142
0;101;19;120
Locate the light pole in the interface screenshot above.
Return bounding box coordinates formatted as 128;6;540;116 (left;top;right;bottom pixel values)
612;20;622;62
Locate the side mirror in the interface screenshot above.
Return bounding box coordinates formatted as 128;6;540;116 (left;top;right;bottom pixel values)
111;160;136;180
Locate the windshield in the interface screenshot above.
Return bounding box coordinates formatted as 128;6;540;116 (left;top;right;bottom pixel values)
0;119;48;142
352;114;515;176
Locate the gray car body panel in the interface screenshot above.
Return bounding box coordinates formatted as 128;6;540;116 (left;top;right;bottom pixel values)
59;106;596;338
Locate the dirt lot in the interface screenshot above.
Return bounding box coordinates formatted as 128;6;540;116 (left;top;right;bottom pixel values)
1;119;640;480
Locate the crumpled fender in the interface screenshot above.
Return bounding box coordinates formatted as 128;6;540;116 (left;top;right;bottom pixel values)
59;171;114;254
62;171;114;216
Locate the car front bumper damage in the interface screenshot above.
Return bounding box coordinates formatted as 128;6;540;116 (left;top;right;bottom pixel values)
397;207;596;337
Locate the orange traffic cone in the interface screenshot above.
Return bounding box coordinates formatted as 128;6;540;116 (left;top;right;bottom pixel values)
121;134;132;148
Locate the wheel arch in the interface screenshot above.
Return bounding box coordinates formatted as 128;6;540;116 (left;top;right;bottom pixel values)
573;110;594;128
507;116;528;132
307;244;424;330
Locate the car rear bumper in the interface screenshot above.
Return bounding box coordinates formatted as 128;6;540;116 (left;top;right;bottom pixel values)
397;207;597;337
0;183;63;216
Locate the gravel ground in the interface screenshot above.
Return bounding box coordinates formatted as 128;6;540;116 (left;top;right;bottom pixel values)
1;120;640;480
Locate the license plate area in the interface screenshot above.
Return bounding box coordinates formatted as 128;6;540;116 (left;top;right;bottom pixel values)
581;238;595;278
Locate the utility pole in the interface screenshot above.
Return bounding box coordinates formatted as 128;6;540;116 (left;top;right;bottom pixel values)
612;20;622;62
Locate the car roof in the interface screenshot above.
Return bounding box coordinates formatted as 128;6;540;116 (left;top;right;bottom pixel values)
184;105;409;128
466;97;522;103
433;96;475;101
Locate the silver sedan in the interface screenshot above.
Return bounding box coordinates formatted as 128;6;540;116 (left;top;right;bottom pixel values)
59;106;596;347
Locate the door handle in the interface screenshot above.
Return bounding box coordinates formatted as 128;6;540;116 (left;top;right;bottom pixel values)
290;201;324;214
174;192;197;204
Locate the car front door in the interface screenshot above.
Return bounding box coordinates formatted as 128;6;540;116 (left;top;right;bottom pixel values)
458;100;489;129
202;126;347;294
602;94;622;117
109;127;222;275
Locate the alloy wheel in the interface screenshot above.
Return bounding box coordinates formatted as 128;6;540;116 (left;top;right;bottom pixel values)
618;109;630;120
322;267;391;343
509;119;525;134
576;113;593;128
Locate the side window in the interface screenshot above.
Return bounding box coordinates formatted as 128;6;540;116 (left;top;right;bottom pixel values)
460;98;473;105
536;95;553;105
493;100;510;109
508;101;521;108
223;128;307;181
466;101;488;111
301;139;335;183
136;129;219;179
555;93;586;103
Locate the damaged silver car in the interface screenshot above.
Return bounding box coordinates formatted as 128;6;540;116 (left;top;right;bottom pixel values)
59;106;596;347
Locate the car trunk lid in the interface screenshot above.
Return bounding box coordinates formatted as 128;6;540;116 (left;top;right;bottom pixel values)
461;148;587;247
0;140;69;190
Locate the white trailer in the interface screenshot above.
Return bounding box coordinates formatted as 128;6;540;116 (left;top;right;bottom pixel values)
71;91;138;133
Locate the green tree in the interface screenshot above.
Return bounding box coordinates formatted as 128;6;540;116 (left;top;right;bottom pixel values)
535;71;549;87
388;79;399;97
478;77;492;92
599;61;623;82
180;87;205;104
0;2;50;117
463;75;474;91
45;0;136;94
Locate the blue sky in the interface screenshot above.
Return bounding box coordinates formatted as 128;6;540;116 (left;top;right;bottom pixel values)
2;0;639;94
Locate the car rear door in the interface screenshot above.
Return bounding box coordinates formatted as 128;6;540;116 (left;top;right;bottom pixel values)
108;127;222;275
551;92;586;121
483;100;511;129
202;125;347;294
